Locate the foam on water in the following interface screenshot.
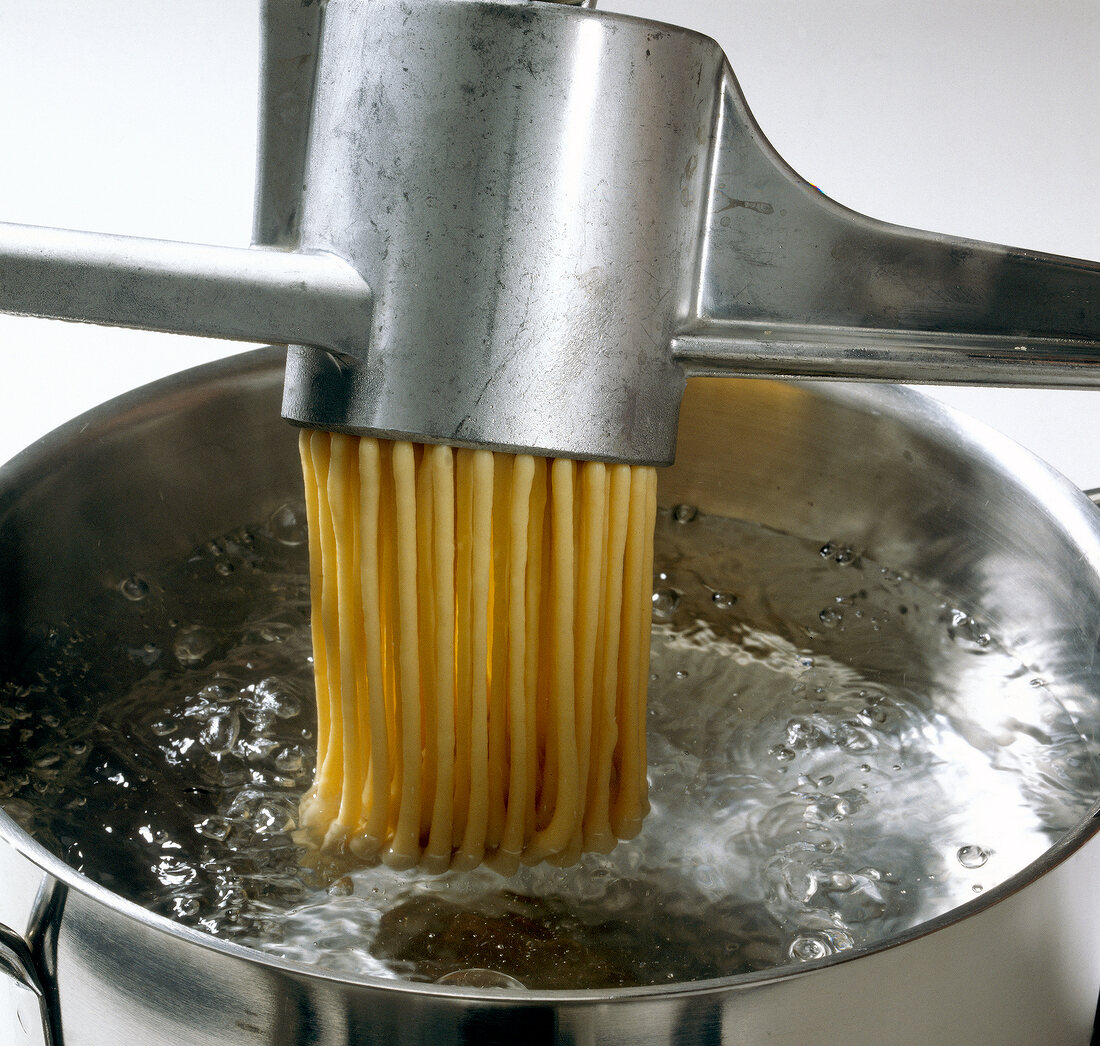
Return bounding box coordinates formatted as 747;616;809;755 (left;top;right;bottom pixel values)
0;504;1095;989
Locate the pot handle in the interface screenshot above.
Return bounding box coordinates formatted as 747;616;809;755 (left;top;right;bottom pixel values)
0;924;52;1046
0;842;65;1046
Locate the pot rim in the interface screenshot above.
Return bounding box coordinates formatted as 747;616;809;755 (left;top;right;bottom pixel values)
1;347;1098;1003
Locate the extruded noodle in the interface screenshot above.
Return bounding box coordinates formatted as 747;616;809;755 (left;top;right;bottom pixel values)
297;431;656;871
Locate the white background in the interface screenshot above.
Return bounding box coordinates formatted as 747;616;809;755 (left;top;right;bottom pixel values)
0;0;1098;483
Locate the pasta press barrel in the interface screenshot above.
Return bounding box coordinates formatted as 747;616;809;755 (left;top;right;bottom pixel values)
0;0;1098;466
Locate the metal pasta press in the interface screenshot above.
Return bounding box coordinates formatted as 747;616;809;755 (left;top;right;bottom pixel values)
0;0;1097;466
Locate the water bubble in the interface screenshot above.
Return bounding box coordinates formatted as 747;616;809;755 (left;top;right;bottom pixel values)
240;736;279;764
197;817;232;842
128;644;161;667
835;721;875;752
253;800;296;835
150;718;178;737
140;824;169;845
258;622;295;644
174;626;215;666
786;718;826;750
711;591;736;610
436;968;525;990
788;935;830;962
270;681;301;719
672;504;698;524
945;608;992;650
199;709;240;756
818;607;843;628
119;574;150;601
243;679;303;734
269;503;308;546
215;561;235;577
957;845;990;869
651;589;682;620
328;876;355;897
206;679;245;701
819;543;858;567
769;744;796;763
228;791;297;836
174;896;202;918
805;794;853;822
273;745;305;774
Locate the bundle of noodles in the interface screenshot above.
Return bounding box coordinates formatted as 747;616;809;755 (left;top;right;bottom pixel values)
296;431;656;874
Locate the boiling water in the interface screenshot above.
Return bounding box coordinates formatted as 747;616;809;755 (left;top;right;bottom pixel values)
0;504;1095;989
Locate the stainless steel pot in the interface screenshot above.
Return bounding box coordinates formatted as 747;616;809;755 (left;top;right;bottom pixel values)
1;348;1098;1046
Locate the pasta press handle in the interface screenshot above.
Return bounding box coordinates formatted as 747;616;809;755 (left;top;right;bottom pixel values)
672;64;1100;388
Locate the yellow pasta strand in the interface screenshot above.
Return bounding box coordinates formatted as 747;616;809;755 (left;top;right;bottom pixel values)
354;437;389;854
496;454;535;864
386;442;423;869
298;431;342;838
528;458;579;862
610;466;655;840
324;434;365;849
414;449;437;839
484;453;513;850
297;431;330;834
454;450;494;870
295;432;656;872
422;445;457;873
583;464;631;853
